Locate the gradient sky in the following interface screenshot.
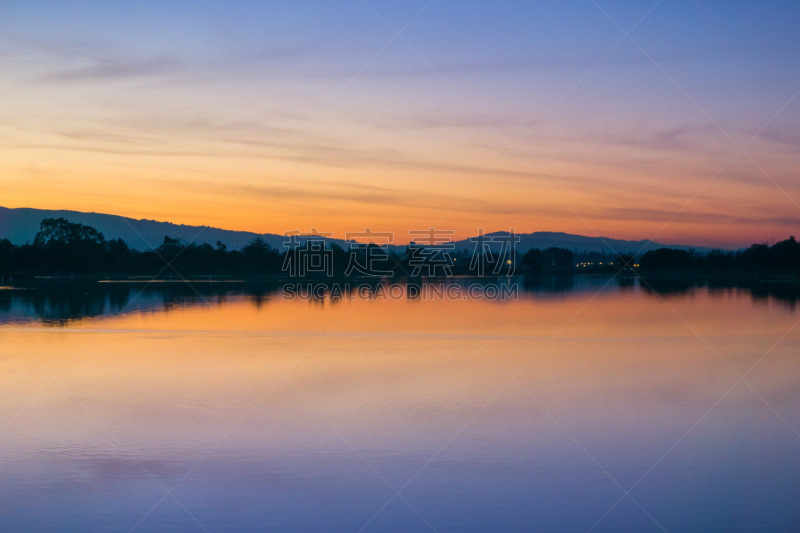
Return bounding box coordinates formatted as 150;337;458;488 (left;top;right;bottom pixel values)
1;1;799;247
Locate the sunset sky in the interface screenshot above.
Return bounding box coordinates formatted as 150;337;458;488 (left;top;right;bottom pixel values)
1;1;798;247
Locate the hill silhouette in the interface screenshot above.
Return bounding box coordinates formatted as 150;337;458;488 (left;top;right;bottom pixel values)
0;206;281;251
451;231;711;255
1;206;716;254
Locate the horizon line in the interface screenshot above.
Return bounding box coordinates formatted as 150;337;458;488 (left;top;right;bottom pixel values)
0;204;767;250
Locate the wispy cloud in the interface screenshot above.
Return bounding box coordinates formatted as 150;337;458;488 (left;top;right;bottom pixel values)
42;54;187;82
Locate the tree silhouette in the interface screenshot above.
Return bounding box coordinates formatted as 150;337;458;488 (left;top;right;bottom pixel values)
1;217;799;278
32;218;107;272
34;217;105;246
639;248;694;270
522;247;574;272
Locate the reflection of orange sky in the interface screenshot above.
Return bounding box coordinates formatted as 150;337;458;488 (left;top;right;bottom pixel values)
2;287;797;459
44;284;799;341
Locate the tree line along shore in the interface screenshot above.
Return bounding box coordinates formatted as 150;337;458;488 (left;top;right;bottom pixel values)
1;217;799;279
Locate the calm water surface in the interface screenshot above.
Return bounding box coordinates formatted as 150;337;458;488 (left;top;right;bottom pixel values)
1;277;798;532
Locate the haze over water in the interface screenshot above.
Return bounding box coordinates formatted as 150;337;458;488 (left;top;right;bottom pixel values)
1;277;798;531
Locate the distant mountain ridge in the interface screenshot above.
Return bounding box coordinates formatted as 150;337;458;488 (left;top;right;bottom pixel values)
0;206;716;254
0;207;286;251
451;231;713;255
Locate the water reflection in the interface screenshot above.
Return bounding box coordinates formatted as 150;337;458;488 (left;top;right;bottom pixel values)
1;275;797;326
0;280;281;326
638;274;800;307
1;275;798;532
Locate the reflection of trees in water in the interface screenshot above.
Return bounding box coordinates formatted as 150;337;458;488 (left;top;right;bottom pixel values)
617;275;635;290
1;274;798;325
0;280;285;325
637;276;697;295
30;291;117;324
0;284;136;325
521;274;575;293
745;282;799;307
0;292;12;313
638;275;799;309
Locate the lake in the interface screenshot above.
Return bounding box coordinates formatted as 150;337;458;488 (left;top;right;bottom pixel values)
1;276;798;532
